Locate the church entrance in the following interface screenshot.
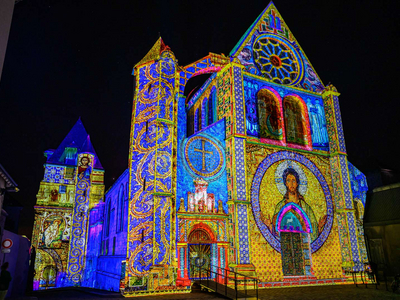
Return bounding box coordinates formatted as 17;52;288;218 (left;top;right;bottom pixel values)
280;232;305;276
189;244;211;279
188;228;213;279
40;265;57;289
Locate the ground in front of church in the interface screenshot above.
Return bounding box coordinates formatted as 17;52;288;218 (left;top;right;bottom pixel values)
25;283;400;300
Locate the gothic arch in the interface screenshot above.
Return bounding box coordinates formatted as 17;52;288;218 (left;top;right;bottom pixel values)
201;98;208;129
256;87;285;142
188;223;216;243
194;108;200;133
118;184;124;232
276;203;312;234
283;94;312;148
208;87;216;125
105;198;111;237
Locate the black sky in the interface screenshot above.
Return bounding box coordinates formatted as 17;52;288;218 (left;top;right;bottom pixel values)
1;0;399;238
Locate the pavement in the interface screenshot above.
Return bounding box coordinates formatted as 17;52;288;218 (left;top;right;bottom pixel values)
21;283;400;300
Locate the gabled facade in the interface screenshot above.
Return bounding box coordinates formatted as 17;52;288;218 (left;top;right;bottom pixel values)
32;119;104;289
31;2;369;295
123;2;368;294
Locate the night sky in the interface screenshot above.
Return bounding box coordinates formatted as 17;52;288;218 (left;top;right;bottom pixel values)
0;0;399;238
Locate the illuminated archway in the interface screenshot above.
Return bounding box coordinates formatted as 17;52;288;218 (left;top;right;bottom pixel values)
283;94;312;148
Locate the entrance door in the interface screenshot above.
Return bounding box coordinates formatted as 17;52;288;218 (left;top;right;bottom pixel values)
189;244;211;279
40;265;57;289
281;232;305;276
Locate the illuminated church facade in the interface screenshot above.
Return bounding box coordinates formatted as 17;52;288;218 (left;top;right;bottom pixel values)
32;2;369;295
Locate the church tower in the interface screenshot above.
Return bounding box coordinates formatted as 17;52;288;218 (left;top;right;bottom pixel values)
32;119;104;289
126;39;178;287
124;2;367;294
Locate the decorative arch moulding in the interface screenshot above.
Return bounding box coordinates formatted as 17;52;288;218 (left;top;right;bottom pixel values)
250;150;334;253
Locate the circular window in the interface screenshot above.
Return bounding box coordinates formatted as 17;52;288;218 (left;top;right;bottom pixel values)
253;34;304;85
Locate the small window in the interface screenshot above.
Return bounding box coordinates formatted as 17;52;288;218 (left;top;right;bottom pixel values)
59;186;67;194
117;185;124;232
202;98;207;128
187;108;195;137
112;237;116;256
257;89;283;140
105;199;111;237
208;97;214;125
194;108;200;133
65;167;74;179
283;96;308;145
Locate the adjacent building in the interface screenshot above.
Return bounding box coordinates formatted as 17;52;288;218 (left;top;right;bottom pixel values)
32;119;105;289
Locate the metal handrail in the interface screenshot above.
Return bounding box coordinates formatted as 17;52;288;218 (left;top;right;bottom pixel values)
345;270;378;289
191;263;259;299
209;264;259;281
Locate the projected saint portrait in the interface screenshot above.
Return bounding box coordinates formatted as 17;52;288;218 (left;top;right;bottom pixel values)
78;156;92;180
259;160;327;243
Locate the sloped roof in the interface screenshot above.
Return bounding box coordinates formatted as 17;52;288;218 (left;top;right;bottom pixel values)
46;119;103;169
229;1;324;92
0;164;18;192
133;37;169;69
364;183;400;226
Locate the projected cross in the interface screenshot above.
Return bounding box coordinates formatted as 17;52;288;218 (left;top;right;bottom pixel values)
194;139;213;171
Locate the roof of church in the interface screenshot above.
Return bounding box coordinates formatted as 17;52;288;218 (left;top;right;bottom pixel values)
46;119;103;169
229;1;325;93
133;37;170;69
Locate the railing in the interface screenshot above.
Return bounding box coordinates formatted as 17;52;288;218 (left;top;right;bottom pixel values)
191;263;259;300
345;270;379;289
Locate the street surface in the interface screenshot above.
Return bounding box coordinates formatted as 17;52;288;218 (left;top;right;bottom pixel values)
22;283;400;300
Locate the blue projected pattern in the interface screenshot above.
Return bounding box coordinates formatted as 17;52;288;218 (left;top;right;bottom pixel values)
128;50;176;277
44;166;74;184
237;204;250;264
67;153;94;283
348;161;368;206
185;136;224;178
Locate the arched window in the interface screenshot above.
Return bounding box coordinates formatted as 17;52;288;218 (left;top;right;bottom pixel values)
194;108;200;133
208;96;213;125
257;89;283;140
283;95;309;146
188;229;212;243
105;198;111;237
187;108;195;137
202;98;207;129
117;185;124;232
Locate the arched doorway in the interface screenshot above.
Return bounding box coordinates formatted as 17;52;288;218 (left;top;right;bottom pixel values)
41;265;57;289
276;203;313;277
188;227;214;279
